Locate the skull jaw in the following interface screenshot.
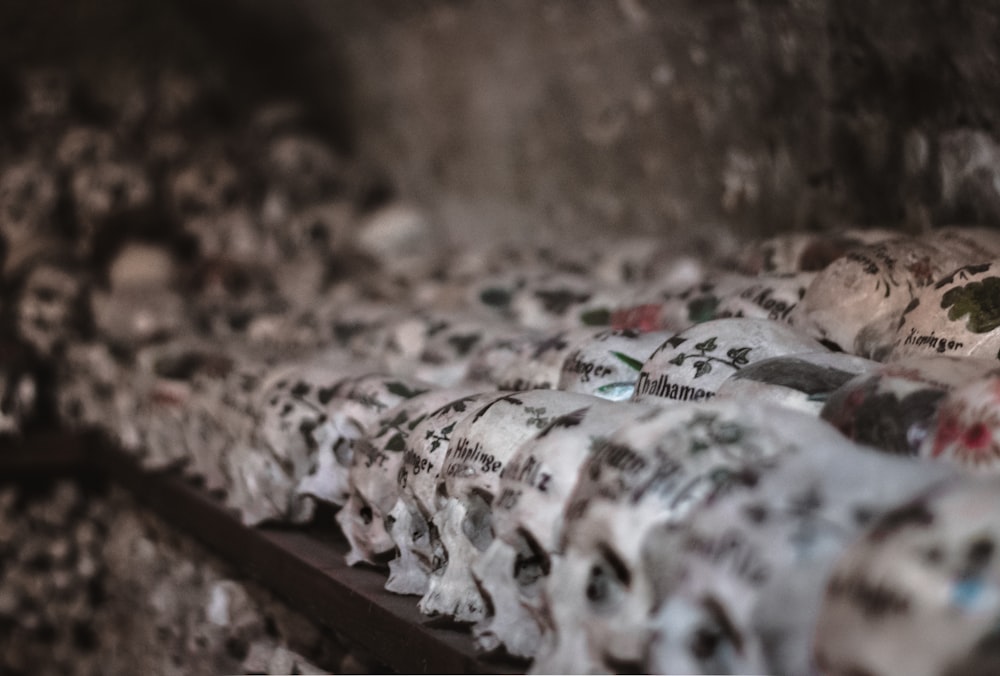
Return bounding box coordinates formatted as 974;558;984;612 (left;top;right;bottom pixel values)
530;555;606;675
385;499;432;595
418;498;487;622
472;539;542;658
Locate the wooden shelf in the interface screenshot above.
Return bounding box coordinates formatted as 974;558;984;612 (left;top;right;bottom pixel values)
1;433;525;675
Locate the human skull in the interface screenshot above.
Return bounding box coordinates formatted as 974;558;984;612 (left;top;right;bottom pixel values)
713;272;815;324
889;260;1000;362
494;328;593;391
610;273;748;333
789;237;979;359
529;401;842;674
558;329;672;401
814;477;1000;676
336;386;481;567
0;159;59;248
168;154;241;218
419;390;598;622
715;351;878;415
223;354;368;525
508;271;621;331
54;126;116;169
821;356;1000;456
13;253;89;359
70;161;153;250
632;318;824;404
736;229;895;276
56;341;130;434
297;373;432;509
128;340;242;472
411;314;514;388
920;373;1000;470
385;391;501;596
642;432;954;675
471;399;658;658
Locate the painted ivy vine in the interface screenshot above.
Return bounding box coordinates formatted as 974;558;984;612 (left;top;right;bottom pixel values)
667;337;752;378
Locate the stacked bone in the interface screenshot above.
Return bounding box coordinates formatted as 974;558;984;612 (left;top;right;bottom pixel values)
6;67;1000;675
0;480;362;675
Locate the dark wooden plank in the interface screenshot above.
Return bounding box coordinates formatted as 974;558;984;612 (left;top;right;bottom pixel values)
0;430;95;478
89;440;522;675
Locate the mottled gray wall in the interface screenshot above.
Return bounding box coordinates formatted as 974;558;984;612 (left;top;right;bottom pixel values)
6;0;1000;244
273;0;1000;244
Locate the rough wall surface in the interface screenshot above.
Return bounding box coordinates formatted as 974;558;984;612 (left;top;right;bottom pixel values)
5;0;1000;246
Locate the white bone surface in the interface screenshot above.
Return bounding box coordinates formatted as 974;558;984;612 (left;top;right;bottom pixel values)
472;399;659;657
419;389;598;622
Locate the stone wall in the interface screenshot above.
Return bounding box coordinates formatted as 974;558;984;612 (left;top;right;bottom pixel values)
5;1;1000;246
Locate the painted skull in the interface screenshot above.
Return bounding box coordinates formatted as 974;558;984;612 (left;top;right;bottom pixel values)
419;390;598;622
385;391;500;596
814;477;1000;676
296;373;432;509
223;355;367;526
336;386;480;567
494;328;593;391
736;230;894;276
471;399;658;658
632;318;824;404
715;351;878;415
508;271;621;331
610;273;748;334
713;272;815;324
821;356;1000;456
529;401;841;674
920;374;1000;471
643;432;953;675
789;237;976;359
558;329;672;401
890;259;1000;362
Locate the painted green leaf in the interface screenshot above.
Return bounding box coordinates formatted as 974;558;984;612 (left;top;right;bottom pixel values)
595;382;637;401
940;277;1000;333
693;360;712;378
611;350;644;372
580;308;612;326
669;353;686;366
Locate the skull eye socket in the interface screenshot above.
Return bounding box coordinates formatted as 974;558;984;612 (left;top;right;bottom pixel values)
461;489;494;552
585;545;630;610
358;500;373;525
332;436;353;466
512;528;551;589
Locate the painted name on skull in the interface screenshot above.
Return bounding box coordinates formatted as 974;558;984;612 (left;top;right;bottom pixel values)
635;372;716;401
682;527;770;586
445;437;504;475
562;353;615;382
901;328;965;353
738;284;797;321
